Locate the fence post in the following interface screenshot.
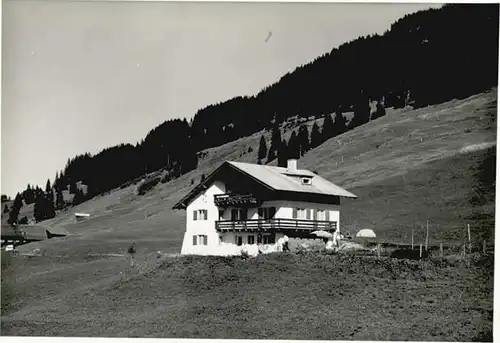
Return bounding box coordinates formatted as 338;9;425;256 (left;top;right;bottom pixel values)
377;244;381;259
411;228;414;250
425;220;429;251
467;224;472;254
483;240;487;254
440;243;443;258
419;244;422;258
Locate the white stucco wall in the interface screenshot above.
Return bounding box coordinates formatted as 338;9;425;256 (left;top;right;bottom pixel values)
181;181;225;255
180;182;342;256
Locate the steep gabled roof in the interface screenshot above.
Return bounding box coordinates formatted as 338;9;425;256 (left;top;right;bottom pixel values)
172;160;357;210
228;161;357;198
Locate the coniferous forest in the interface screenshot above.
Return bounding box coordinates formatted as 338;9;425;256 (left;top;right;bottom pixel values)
7;4;499;223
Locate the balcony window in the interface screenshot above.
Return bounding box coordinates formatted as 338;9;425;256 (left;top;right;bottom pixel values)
317;210;326;221
293;208;307;219
231;208;247;221
248;235;255;245
258;207;276;220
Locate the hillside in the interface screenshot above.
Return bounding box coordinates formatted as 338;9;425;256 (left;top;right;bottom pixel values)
10;3;496;210
19;88;496;252
1;89;496;338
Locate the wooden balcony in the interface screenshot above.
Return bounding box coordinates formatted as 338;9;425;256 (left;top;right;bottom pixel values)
215;218;337;233
214;194;260;207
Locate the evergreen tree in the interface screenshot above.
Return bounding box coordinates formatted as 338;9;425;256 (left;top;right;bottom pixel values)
310;122;322;149
33;194;45;222
287;132;300;160
45;179;52;194
332;112;347;137
8;193;23;225
55;189;65;210
13;193;23;210
351;90;371;128
322;114;335;142
277;139;289;167
69;182;78;194
267;126;282;162
73;189;85;206
371;100;386;120
7;206;20;225
3;204;9;213
258;135;268;161
297;125;310;156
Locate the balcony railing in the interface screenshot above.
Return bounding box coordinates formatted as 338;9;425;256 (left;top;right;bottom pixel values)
214;194;260;207
215;218;337;233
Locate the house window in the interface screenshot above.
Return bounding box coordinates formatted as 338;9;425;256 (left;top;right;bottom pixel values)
258;207;276;220
301;177;312;185
193;209;208;221
248;235;255;245
218;209;224;220
193;235;208;246
317;210;326;221
263;234;275;244
199;235;208;245
293;208;307;219
231;208;247;221
235;235;243;246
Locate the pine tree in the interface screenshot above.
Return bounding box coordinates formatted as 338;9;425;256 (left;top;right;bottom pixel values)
55;189;65;210
287;132;300;160
3;204;9;213
351;90;371;128
322;114;335;142
267;126;281;162
46;179;52;194
277;139;289;167
34;194;43;222
332;112;347;137
8;193;23;225
69;182;78;195
258;135;268;161
7;206;20;225
13;193;23;210
73;189;85;206
297;125;310;156
310;122;323;149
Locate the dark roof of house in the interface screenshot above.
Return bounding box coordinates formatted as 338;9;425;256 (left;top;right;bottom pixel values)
172;160;357;210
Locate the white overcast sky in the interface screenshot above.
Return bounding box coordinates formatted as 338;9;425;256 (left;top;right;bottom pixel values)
1;0;441;197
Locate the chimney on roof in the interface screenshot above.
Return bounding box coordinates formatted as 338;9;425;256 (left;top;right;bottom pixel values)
287;159;298;173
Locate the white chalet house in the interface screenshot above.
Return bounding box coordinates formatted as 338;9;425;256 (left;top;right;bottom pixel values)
172;159;357;256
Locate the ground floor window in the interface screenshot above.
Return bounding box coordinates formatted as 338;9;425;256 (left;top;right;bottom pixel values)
247;235;255;244
235;235;243;246
263;234;275;244
193;235;208;246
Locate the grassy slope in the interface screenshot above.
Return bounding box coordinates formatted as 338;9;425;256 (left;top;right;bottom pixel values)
2;252;493;340
1;89;496;339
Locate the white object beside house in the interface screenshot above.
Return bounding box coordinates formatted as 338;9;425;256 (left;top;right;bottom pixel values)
75;213;90;222
356;228;376;238
172;159;357;256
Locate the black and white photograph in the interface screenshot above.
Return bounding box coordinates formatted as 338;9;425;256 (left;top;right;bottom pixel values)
1;0;498;341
